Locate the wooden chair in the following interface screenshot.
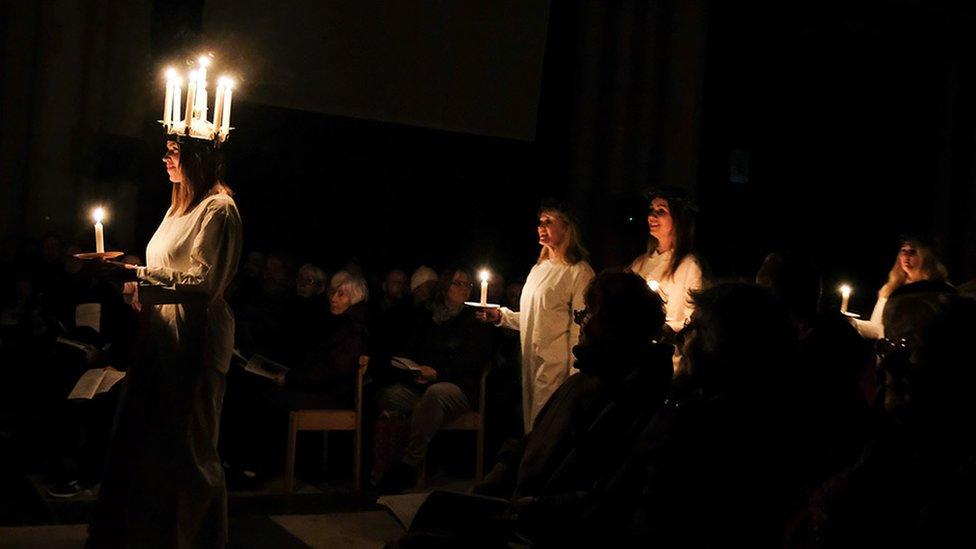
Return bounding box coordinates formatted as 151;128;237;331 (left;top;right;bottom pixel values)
284;355;369;492
417;362;490;487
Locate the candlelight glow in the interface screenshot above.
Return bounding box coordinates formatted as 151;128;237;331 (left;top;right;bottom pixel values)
92;207;106;223
647;279;660;293
479;269;490;283
198;54;212;67
839;284;851;298
165;67;177;80
188;70;199;82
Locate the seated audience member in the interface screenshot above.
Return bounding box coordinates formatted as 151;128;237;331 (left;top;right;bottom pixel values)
756;251;876;485
283;263;330;364
295;263;327;299
222;275;369;485
375;266;493;491
590;283;801;546
791;290;976;547
234;251;295;361
853;236;948;339
328;270;351;298
277;274;369;405
467;271;673;546
371;268;414;360
409;265;438;305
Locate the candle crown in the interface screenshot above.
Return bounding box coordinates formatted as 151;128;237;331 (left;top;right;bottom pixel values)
161;55;238;145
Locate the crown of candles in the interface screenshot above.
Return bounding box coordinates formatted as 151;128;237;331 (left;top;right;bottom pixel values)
161;54;236;143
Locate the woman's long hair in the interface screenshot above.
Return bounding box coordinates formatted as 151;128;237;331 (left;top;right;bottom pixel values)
879;237;948;299
537;205;589;266
646;188;697;280
170;138;233;216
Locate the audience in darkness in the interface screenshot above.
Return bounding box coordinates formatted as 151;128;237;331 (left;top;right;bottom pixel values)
2;223;975;548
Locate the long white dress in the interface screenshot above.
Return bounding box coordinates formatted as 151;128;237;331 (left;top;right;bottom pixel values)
498;259;594;431
629;250;703;332
90;193;242;548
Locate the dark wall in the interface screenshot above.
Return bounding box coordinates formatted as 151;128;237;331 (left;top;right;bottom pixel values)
699;0;976;309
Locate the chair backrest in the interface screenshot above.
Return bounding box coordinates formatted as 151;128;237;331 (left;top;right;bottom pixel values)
355;355;369;420
477;361;491;415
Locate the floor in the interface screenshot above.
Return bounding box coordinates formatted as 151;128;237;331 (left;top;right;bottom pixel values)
0;472;472;548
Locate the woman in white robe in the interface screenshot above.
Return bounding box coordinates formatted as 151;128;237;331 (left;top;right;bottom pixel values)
853;237;949;339
478;205;594;432
89;138;242;548
629;190;703;334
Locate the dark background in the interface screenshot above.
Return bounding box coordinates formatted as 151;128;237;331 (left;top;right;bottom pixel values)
2;0;975;313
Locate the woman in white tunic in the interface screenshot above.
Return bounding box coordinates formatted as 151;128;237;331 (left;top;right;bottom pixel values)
89;138;242;548
629;189;703;334
478;205;594;432
853;237;948;339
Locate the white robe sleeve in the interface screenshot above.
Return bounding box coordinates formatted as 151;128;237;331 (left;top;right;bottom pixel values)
136;200;241;299
666;256;703;332
568;263;595;374
853;295;886;339
497;307;520;330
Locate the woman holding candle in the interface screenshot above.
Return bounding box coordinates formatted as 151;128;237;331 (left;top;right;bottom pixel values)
89;136;242;548
628;188;703;334
477;204;594;432
852;236;948;339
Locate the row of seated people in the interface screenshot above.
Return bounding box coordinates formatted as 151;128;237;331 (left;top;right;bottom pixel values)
391;266;976;547
220;259;523;490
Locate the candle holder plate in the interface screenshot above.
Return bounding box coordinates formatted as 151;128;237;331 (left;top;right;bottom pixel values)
73;251;125;261
464;302;501;309
841;311;861;319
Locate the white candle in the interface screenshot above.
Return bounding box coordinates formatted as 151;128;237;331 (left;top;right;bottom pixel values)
479;270;490;305
220;80;233;137
840;284;852;314
172;78;182;126
196;55;211;122
163;68;176;125
647;279;660;294
184;71;198;130
92;207;105;254
213;77;227;130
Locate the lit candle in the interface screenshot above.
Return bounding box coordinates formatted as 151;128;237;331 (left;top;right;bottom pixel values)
220;79;233;137
184;70;198;131
213;77;228;130
647;279;661;294
163;68;176;126
839;284;852;314
92;207;105;254
172;77;182;126
479;269;490;305
196;55;211;122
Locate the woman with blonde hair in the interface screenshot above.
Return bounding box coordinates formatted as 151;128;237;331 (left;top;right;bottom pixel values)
478;203;594;431
854;236;949;339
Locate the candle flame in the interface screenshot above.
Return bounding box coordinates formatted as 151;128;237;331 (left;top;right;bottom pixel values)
188;70;199;82
218;76;232;88
647;279;660;293
92;207;106;223
839;284;852;297
198;54;212;67
165;67;177;80
479;270;490;283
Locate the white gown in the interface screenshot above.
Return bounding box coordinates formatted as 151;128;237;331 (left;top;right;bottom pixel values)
498;259;594;431
90;193;242;548
629;250;703;332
